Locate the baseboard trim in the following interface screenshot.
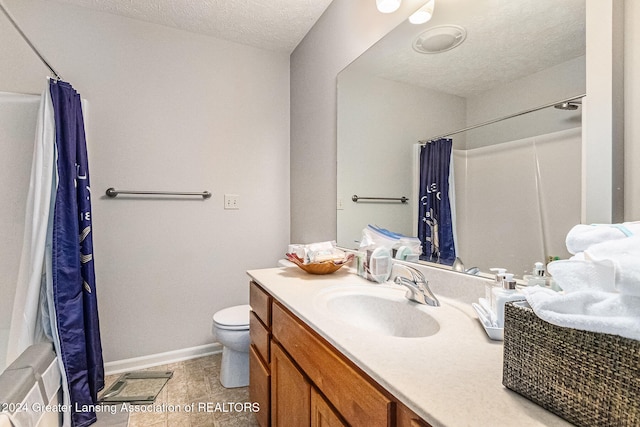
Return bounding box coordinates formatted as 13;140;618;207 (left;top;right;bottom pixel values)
104;343;222;376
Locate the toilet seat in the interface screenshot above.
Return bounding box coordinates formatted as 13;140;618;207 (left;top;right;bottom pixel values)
213;304;250;331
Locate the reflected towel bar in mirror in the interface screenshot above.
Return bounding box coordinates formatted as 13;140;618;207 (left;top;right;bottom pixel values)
105;188;212;199
352;195;409;203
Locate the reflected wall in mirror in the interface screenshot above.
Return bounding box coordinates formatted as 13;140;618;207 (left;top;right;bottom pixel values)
337;0;586;277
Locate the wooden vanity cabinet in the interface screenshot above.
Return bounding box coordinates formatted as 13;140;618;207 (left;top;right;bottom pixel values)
311;388;348;427
249;280;431;427
271;341;311;426
271;301;391;426
249;282;271;427
396;403;432;427
249;345;270;427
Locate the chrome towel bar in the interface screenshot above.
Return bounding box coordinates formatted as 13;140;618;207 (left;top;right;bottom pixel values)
105;188;212;199
352;195;409;203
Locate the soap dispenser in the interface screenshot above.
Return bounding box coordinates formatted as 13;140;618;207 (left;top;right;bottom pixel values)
491;273;525;328
487;268;508;307
524;262;547;287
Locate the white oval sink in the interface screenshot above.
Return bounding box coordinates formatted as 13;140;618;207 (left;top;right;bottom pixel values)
314;285;440;338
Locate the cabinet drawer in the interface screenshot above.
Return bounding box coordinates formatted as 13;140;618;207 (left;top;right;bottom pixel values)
272;302;392;427
250;311;270;364
250;281;271;326
249;345;270;427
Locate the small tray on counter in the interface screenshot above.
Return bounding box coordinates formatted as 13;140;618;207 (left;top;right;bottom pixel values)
471;301;503;341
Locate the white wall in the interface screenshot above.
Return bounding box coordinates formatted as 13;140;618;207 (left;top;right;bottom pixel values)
290;0;426;244
583;0;624;224
0;0;290;362
465;56;585;149
336;71;465;248
625;0;640;220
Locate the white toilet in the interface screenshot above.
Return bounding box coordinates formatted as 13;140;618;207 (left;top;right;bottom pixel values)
212;304;251;388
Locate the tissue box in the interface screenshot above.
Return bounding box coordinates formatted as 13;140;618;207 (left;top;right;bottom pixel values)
502;302;640;427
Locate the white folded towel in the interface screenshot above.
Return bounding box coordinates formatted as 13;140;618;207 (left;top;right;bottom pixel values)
547;259;616;293
566;222;640;254
548;235;640;296
523;286;640;341
570;252;585;261
584;235;640;296
526;226;640;339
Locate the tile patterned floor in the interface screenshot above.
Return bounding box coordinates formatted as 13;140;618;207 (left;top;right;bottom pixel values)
102;353;259;427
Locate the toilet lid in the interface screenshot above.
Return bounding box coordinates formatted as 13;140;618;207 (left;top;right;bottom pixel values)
213;304;250;329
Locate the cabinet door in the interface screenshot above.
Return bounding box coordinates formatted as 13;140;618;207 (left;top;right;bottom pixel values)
396;402;432;427
271;341;310;427
249;345;270;427
272;302;391;426
311;388;347;427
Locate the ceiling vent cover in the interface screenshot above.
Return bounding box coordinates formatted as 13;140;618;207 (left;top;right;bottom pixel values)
413;25;467;54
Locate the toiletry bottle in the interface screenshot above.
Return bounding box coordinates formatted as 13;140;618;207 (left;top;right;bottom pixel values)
524;262;547;287
491;273;525;328
487;268;507;308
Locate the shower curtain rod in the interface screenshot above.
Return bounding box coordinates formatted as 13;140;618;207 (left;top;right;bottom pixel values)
419;94;586;145
0;1;63;80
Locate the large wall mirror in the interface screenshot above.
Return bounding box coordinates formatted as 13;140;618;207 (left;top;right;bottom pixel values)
337;0;586;277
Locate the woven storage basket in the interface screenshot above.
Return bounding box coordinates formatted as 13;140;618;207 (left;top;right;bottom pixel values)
502;302;640;427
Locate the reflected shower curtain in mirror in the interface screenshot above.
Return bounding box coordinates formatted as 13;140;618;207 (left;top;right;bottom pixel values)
418;138;456;265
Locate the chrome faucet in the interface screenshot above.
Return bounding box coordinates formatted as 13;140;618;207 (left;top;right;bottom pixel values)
391;264;440;307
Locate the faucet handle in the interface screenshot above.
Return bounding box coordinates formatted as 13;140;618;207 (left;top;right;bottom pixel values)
392;263;423;282
392;265;440;307
412;267;427;284
394;276;427;304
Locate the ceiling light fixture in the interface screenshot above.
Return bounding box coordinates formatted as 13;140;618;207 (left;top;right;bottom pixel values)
409;0;435;25
376;0;401;14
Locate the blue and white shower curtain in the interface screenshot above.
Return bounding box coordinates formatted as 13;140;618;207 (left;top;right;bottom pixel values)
50;80;104;427
8;79;104;427
418;138;456;265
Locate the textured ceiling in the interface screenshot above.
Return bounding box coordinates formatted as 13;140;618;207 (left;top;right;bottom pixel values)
50;0;585;95
346;0;586;97
51;0;334;53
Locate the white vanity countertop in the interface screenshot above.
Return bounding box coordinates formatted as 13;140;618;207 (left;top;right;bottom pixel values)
247;266;572;427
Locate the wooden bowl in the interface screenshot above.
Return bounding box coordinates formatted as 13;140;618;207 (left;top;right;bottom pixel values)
285;253;353;275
